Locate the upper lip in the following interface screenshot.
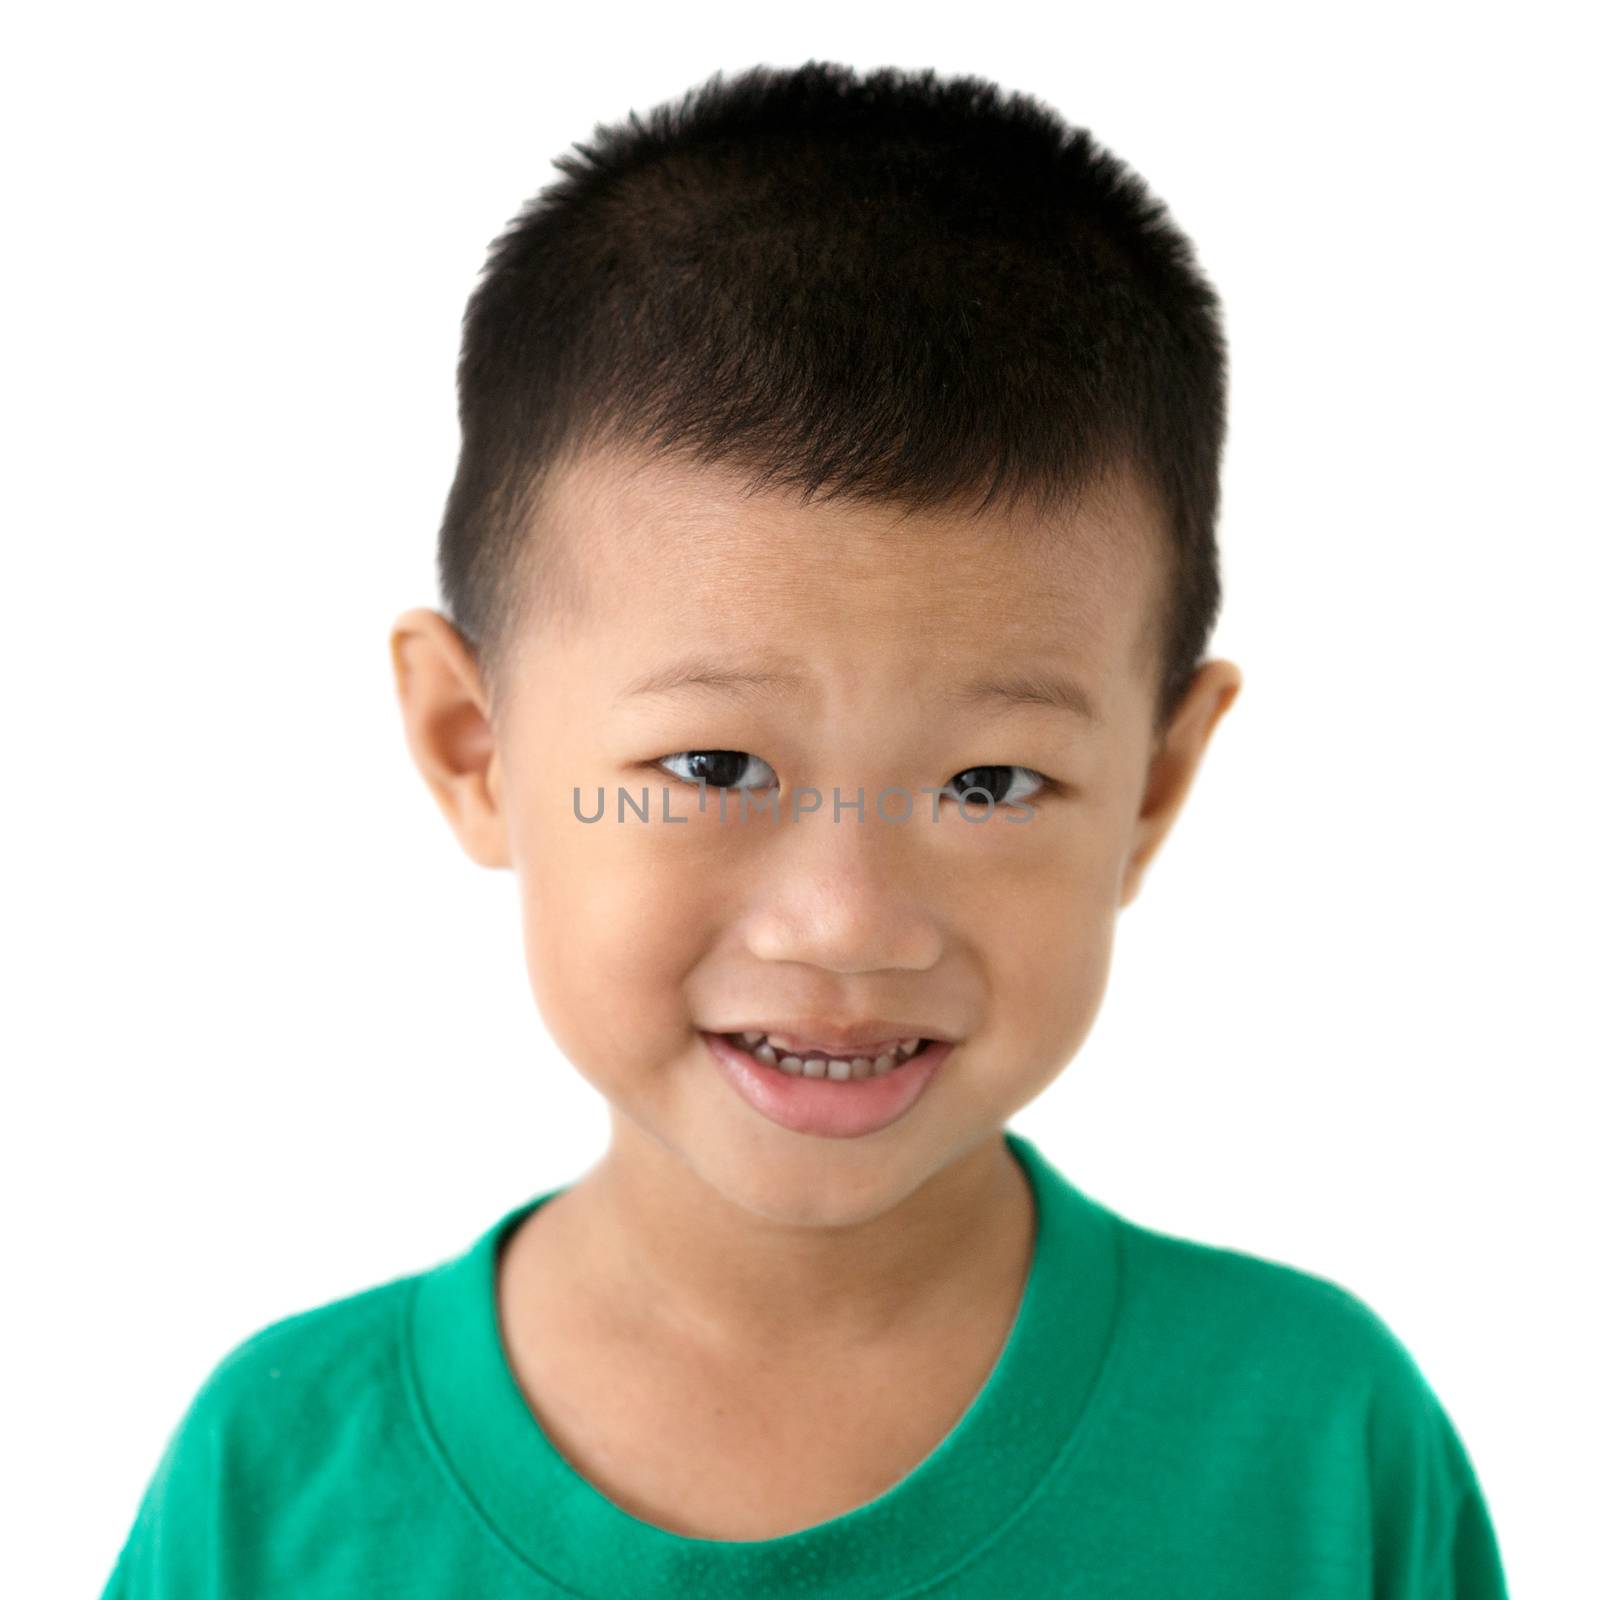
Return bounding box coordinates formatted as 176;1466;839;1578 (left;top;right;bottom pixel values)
706;1020;957;1055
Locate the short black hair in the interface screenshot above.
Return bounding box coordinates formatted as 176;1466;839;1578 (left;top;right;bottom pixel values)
437;60;1227;735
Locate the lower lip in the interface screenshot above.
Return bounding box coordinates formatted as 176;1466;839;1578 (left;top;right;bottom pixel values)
700;1031;953;1138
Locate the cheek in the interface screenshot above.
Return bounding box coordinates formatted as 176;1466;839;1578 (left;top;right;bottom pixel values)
1024;913;1116;1068
972;823;1123;1061
517;805;722;1073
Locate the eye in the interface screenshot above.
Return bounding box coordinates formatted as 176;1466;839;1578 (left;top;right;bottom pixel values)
656;749;779;790
944;765;1051;807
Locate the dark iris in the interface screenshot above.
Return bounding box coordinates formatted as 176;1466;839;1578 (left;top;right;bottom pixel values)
680;750;751;788
948;766;1014;804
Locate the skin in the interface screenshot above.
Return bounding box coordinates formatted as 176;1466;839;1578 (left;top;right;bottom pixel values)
389;439;1242;1535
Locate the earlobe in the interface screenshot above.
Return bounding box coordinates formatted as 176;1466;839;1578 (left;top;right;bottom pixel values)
388;607;513;869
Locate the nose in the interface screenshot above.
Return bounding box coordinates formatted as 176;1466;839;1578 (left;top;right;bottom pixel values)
740;785;944;974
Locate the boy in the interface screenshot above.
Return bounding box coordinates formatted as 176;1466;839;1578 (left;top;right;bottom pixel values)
103;61;1508;1597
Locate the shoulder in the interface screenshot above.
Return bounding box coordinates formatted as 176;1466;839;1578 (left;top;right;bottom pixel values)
172;1264;425;1459
1109;1206;1443;1412
1049;1203;1510;1587
102;1267;428;1597
1100;1209;1484;1548
158;1262;432;1510
1101;1205;1492;1505
195;1267;421;1429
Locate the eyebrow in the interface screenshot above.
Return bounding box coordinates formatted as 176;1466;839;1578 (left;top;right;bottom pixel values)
948;672;1102;727
616;655;1102;727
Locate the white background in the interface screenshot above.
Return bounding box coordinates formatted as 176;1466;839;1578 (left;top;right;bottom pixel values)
5;3;1594;1593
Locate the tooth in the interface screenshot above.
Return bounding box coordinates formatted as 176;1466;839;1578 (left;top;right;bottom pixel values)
741;1031;765;1048
756;1041;913;1081
897;1037;920;1055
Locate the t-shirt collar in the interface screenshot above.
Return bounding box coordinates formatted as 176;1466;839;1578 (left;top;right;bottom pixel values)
407;1129;1121;1599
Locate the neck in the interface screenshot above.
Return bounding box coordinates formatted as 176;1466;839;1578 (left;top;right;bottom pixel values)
539;1122;1035;1361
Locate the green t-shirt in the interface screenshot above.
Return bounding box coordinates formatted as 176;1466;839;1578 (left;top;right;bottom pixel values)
102;1131;1508;1598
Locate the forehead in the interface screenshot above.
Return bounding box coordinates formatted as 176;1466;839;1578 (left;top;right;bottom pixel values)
533;441;1165;704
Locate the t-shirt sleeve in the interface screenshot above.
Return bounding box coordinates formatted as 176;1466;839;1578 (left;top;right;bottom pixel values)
100;1278;416;1598
1427;1475;1509;1600
1361;1310;1510;1600
100;1365;226;1599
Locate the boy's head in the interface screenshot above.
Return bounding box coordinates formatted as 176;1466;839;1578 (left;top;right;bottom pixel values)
391;62;1241;1221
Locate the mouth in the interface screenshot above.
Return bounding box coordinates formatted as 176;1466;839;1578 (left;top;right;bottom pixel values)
699;1029;953;1138
714;1029;933;1081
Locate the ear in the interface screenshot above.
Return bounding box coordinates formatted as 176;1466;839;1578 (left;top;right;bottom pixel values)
388;608;512;869
1119;659;1244;909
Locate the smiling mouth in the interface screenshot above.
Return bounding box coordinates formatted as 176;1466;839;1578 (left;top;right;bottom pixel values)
713;1031;931;1081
